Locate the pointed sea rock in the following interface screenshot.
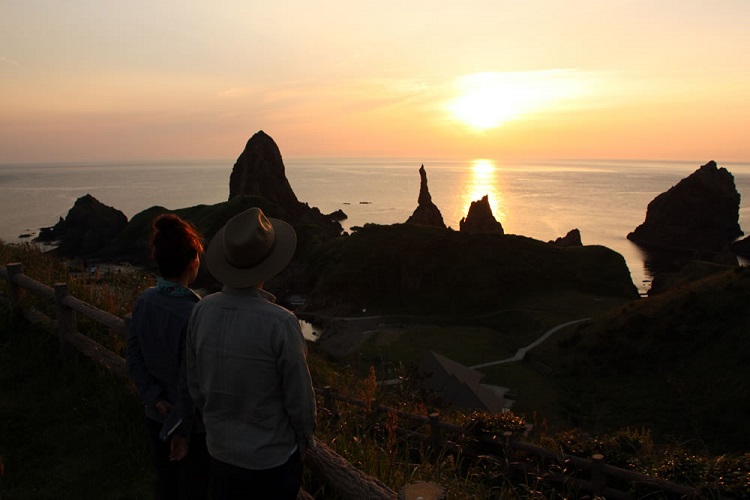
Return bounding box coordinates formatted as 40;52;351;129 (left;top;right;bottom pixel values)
405;165;446;228
459;195;504;234
550;229;582;247
227;130;342;236
229;130;300;208
627;160;742;252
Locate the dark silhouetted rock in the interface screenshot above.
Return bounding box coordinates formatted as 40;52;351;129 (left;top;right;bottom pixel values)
406;165;446;228
36;217;65;242
328;209;348;222
301;223;638;316
550;229;582;247
627;161;742;252
36;194;128;258
227;130;342;238
459;195;504;234
229;130;299;207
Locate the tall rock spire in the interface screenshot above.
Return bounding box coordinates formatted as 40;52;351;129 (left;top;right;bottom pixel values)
406;165;446;228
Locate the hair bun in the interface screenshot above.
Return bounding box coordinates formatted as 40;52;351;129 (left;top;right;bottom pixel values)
153;213;182;233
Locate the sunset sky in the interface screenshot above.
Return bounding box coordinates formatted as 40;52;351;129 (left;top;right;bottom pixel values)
2;1;748;163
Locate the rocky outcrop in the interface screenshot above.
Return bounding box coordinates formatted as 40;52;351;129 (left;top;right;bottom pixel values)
229;130;299;207
627;161;742;252
550;229;582;247
328;209;348;222
228;130;342;237
459;195;504;234
405;165;446;228
36;194;127;258
301;223;639;315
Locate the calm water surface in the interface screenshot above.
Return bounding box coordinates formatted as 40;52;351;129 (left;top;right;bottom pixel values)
1;158;748;295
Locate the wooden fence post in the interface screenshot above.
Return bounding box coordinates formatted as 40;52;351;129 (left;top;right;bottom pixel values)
6;262;24;305
122;313;132;340
591;453;606;496
54;283;77;353
429;412;443;454
502;431;515;469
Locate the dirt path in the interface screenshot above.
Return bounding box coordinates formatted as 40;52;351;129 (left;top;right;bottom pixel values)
470;318;590;369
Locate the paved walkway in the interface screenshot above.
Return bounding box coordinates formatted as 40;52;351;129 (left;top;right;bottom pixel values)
470;318;590;369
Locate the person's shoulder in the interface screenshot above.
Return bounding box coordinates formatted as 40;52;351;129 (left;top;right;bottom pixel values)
134;286;159;303
192;290;225;308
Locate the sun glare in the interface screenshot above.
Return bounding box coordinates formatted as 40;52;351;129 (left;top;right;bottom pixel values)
447;71;584;131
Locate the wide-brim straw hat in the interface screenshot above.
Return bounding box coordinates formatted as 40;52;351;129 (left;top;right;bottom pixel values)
206;207;296;288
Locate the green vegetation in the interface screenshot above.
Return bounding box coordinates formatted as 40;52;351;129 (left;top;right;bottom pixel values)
304;223;639;315
104;195;282;268
535;265;750;454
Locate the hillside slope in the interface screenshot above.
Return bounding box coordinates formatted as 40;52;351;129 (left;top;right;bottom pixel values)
537;265;750;453
302;223;639;315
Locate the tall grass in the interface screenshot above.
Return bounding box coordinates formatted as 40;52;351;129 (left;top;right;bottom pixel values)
1;241;153;356
0;304;153;499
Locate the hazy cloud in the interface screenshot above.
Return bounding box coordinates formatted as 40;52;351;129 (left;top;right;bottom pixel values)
0;56;20;67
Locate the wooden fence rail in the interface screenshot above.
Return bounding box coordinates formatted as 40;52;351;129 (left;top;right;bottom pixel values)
0;262;411;500
1;262;704;499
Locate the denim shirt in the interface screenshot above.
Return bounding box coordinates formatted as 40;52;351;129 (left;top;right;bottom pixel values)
126;282;201;436
186;286;316;470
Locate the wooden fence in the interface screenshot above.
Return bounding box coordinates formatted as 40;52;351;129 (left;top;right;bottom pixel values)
0;262;403;499
1;262;703;499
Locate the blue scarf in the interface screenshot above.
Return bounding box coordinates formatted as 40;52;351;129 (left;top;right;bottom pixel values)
156;277;200;301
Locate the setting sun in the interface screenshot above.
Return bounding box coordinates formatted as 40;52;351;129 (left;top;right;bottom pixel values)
446;71;587;131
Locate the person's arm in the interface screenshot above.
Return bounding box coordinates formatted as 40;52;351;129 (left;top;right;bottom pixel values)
277;315;317;454
173;323;196;439
186;308;205;412
126;298;166;407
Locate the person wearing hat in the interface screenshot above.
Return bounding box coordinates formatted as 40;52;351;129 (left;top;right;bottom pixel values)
186;207;316;500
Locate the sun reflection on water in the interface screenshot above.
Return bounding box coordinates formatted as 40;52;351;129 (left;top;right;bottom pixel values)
461;159;505;224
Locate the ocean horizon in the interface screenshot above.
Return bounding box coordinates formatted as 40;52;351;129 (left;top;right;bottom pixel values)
1;157;749;295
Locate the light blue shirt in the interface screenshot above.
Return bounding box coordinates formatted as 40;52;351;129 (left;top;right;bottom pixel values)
186;286;316;470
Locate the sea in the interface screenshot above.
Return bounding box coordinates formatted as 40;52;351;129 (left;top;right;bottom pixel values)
1;157;749;296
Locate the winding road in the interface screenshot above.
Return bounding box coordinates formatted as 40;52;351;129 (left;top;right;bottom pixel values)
470;318;590;369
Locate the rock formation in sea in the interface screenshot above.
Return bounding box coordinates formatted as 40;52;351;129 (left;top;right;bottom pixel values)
627;161;743;252
459;195;504;234
36;194;128;258
229;130;300;208
228;130;343;236
550;229;582;247
405;165;446;228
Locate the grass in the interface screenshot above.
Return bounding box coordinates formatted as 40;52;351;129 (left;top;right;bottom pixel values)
0;306;154;499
